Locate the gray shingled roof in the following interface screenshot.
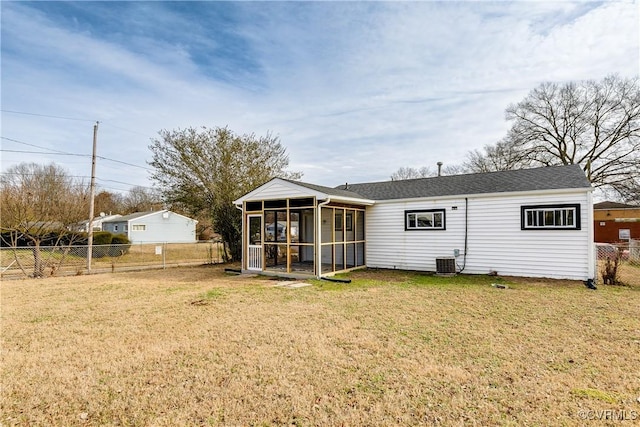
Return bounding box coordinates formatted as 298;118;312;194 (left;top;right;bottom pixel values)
336;165;591;201
103;211;159;222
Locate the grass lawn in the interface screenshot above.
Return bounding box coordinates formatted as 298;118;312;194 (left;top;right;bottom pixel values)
2;266;639;426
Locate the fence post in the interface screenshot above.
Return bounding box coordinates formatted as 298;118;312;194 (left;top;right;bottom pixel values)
163;242;166;269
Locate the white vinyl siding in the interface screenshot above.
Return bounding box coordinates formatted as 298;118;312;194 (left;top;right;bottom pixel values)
241;181;322;202
365;191;590;280
127;211;197;243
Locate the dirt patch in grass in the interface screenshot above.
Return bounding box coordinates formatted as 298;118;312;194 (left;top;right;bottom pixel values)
2;266;639;426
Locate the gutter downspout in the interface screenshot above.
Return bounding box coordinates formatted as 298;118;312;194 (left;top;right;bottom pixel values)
457;197;469;273
316;198;331;278
586;191;595;281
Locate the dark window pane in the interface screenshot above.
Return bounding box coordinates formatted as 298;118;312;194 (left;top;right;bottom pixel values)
433;212;443;228
289;198;314;208
249;216;261;245
545;211;555;226
264;199;287;209
246;201;262;211
407;213;416;228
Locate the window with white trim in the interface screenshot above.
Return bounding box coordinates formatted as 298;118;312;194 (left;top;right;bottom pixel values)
521;204;580;230
132;224;146;231
405;209;445;230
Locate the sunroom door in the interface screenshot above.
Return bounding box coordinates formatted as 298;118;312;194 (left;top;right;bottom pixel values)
247;214;262;271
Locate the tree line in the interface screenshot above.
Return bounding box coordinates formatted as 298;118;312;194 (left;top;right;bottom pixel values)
392;75;640;203
2;74;638;270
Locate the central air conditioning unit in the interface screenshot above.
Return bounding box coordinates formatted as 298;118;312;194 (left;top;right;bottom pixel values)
436;257;456;275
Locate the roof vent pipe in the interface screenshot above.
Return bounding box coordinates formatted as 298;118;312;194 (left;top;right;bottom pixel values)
437;161;443;176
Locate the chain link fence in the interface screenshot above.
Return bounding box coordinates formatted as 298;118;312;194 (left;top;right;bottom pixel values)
1;241;225;279
595;240;640;287
4;240;638;286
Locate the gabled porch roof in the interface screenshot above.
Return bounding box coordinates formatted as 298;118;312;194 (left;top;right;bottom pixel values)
233;178;375;206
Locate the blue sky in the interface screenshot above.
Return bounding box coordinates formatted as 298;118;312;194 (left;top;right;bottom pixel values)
1;1;638;193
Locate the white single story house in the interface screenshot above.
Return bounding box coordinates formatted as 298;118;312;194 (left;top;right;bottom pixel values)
102;210;198;243
233;164;594;280
74;213;122;232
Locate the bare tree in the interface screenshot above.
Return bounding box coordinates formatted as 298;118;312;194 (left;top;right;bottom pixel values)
464;138;532;173
94;190;125;215
149;126;301;261
391;166;433;181
390;164;463;180
467;75;640;199
122;186;163;214
0;163;89;277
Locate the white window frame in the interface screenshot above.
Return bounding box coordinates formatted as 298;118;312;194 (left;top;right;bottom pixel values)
131;224;146;231
521;204;581;230
405;209;446;231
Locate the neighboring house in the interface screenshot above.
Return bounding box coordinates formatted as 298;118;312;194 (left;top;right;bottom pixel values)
74;214;122;232
102;210;197;243
233;164;594;281
594;201;640;243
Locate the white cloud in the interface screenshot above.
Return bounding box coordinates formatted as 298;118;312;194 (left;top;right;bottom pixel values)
1;1;638;190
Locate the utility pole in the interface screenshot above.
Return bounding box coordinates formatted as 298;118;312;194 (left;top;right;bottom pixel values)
86;121;99;273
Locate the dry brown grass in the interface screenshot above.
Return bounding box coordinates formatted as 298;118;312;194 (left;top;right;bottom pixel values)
2;266;639;426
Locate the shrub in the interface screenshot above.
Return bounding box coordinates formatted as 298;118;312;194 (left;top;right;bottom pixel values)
92;232;113;245
601;253;624;285
91;232;113;258
109;234;131;257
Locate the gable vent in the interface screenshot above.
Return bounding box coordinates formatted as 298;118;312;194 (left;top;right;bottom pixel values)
436;257;456;275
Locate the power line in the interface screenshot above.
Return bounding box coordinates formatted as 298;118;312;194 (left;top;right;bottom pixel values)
1;136;76;155
97;178;154;189
3;109;153;137
1;136;154;171
0;171;90;179
95;156;153;171
1;170;155;190
0;149;89;157
1;109;95;122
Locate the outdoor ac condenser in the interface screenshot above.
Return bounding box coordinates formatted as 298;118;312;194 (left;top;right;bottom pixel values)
435;257;456;275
